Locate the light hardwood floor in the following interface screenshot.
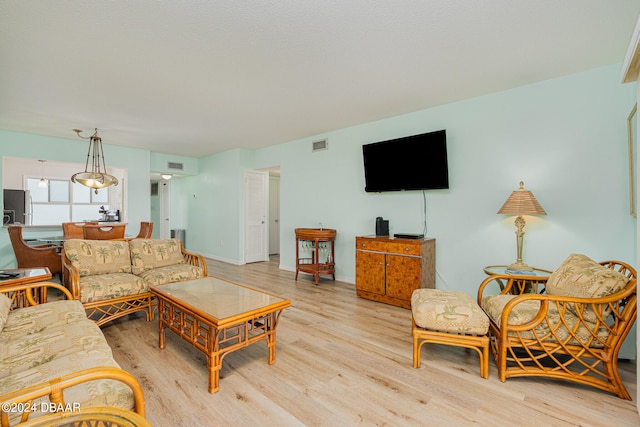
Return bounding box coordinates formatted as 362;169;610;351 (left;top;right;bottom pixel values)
101;256;639;426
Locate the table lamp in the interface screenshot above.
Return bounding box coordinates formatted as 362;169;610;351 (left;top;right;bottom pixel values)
497;181;546;271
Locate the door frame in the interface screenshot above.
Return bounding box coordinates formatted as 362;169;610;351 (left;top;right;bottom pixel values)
243;170;269;263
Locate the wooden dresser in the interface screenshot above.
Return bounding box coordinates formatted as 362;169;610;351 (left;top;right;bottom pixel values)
355;236;435;309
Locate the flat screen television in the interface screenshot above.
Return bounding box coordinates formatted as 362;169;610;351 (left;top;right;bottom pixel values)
362;129;449;192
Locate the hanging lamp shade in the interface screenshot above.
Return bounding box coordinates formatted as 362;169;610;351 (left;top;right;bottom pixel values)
71;128;119;194
38;160;47;188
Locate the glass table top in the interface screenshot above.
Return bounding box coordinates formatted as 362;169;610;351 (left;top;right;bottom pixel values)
483;265;552;277
0;267;51;281
151;276;290;321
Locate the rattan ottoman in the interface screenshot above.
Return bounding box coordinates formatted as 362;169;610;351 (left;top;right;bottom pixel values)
411;289;490;378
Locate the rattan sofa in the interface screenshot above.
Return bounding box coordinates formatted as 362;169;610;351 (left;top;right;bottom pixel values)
0;281;146;426
478;254;637;399
62;238;207;326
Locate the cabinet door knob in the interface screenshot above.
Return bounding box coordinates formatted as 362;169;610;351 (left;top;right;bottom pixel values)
405;247;410;251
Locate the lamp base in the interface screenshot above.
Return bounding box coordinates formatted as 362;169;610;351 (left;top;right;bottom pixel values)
506;261;533;272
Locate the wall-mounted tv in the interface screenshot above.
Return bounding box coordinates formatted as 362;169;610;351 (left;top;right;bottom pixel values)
362;129;449;192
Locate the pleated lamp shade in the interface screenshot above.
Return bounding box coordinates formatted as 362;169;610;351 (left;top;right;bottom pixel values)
498;181;546;216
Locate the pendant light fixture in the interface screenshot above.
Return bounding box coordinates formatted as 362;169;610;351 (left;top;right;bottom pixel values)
37;160;47;188
71;128;119;194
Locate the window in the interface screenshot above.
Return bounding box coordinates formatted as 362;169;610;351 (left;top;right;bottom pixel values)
26;178;110;225
3;157;126;226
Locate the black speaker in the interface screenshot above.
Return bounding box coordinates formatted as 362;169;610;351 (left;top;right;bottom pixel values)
375;217;389;236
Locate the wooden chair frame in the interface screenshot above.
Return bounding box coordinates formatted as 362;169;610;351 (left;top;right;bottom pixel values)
412;318;490;378
7;225;62;276
0;283;146;426
0;367;145;426
134;221;153;238
82;224;127;240
62;221;99;240
477;260;637;399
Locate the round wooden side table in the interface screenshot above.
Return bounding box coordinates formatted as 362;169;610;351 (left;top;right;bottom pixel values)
295;228;336;284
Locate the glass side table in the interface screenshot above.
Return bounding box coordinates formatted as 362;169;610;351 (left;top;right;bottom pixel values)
483;265;552;278
483;265;553;293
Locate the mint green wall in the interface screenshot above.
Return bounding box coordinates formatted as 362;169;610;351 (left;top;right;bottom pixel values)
253;64;637;292
179;148;253;263
0;130;151;268
150;152;198;176
253;62;639;361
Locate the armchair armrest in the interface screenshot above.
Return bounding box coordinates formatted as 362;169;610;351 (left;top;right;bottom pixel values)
0;281;73;309
0;366;145;427
61;250;81;300
477;273;549;304
489;283;636;342
182;248;208;276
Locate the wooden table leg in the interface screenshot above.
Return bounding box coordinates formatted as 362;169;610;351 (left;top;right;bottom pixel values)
158;301;166;349
207;327;221;393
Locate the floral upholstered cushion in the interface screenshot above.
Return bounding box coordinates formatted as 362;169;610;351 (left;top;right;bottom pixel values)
412;289;489;335
129;238;185;275
545;254;629;322
0;349;135;426
137;263;204;287
0;320;113;377
0;294;11;333
1;300;87;339
481;294;609;346
78;273;148;303
63;240;132;277
481;294;541;327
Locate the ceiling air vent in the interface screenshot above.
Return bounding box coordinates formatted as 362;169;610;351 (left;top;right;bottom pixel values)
167;161;184;170
312;139;328;152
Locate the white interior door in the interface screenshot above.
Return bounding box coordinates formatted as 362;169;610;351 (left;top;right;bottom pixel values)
269;174;280;255
244;170;268;263
159;180;171;239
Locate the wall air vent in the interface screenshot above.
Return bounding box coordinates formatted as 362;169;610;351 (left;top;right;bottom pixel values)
167;161;184;170
312;139;328;152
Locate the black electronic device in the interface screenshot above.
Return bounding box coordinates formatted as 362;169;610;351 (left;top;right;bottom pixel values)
375;217;389;236
362;129;449;192
393;233;425;239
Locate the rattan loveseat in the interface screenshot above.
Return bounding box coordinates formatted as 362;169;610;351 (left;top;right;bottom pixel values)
0;281;146;426
478;254;637;399
62;238;207;326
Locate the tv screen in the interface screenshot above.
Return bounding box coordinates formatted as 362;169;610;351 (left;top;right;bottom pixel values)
362;129;449;192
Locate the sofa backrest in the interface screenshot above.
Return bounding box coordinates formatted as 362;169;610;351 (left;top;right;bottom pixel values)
63;240;133;277
129;238;185;274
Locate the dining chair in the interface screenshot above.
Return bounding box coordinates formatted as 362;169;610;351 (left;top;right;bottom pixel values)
7;225;62;276
134;221;153;238
62;221;99;240
82;224;127;240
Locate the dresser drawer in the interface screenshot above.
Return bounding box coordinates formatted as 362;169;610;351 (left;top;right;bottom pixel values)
355;238;421;256
383;242;420;256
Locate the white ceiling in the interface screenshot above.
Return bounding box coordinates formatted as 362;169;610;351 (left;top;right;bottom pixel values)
1;1;639;158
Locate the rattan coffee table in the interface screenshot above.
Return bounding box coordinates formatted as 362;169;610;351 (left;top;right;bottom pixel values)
150;276;290;393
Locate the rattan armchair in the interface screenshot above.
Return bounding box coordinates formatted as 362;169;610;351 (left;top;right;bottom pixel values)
7;225;62;277
478;254;637;399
